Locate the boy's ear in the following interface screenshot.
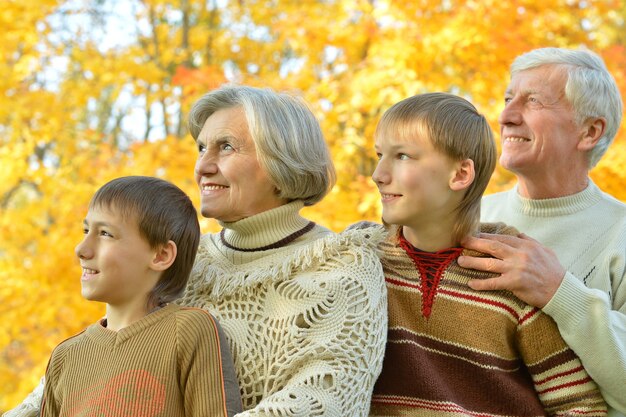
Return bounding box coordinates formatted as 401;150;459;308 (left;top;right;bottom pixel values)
449;158;475;191
150;240;177;272
577;117;606;152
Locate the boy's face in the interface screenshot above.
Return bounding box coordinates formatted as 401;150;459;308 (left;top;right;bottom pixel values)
75;205;160;309
372;129;460;229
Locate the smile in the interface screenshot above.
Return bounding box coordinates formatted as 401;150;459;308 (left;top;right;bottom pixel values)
202;184;228;191
504;137;530;142
81;267;100;281
381;193;401;201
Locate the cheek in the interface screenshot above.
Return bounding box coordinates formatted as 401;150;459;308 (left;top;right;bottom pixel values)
193;160;202;180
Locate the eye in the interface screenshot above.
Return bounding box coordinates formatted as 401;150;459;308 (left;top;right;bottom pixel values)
220;143;234;152
197;142;206;154
99;230;114;238
504;97;512;104
375;152;382;160
82;227;89;235
398;153;410;160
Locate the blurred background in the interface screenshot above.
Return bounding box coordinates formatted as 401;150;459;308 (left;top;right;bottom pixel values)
2;0;626;410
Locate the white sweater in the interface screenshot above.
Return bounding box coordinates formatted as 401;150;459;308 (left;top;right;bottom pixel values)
482;181;626;417
179;201;387;417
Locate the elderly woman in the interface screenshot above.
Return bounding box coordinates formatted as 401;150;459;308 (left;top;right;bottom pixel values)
5;86;387;417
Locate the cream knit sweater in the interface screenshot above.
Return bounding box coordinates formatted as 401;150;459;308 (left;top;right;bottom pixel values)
178;201;388;416
4;201;387;417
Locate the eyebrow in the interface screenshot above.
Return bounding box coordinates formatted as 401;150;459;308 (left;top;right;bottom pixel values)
505;88;541;96
83;219;116;229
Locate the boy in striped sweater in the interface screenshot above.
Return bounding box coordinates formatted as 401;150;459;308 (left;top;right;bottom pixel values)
41;176;241;417
368;93;606;416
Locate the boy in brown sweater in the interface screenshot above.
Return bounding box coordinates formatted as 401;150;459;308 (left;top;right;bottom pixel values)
41;176;241;417
368;93;607;416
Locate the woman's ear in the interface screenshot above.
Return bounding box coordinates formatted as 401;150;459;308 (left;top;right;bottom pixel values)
449;158;475;191
150;240;177;272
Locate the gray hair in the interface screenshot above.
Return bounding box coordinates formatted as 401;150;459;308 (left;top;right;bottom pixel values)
511;47;623;168
188;85;336;206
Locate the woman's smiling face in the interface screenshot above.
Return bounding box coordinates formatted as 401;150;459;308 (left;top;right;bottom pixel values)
194;106;287;222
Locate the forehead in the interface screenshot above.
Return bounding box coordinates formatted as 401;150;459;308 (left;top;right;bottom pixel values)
198;106;249;138
86;203;139;228
375;117;430;145
374;129;435;155
507;65;568;97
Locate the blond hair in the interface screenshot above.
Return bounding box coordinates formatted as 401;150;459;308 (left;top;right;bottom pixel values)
375;92;496;242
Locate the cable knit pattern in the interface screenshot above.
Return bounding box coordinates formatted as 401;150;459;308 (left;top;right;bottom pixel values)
178;201;388;417
370;223;607;417
482;181;626;417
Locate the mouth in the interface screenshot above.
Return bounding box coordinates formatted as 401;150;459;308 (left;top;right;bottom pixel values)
380;193;401;202
503;136;530;143
81;267;100;281
201;183;229;192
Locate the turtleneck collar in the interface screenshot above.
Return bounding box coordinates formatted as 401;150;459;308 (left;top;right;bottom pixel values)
218;201;313;251
511;180;602;217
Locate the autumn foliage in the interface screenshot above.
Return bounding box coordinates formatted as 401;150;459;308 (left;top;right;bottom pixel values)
2;0;626;410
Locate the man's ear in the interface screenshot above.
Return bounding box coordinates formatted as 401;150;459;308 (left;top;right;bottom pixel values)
578;117;606;152
449;158;475;191
150;240;177;272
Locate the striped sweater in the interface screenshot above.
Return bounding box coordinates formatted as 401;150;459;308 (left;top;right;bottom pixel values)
370;223;607;417
41;304;238;417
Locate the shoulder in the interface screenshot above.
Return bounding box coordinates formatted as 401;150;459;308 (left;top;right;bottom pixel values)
597;188;626;216
482;190;512;204
175;306;219;332
47;328;88;376
173;307;224;351
479;221;520;236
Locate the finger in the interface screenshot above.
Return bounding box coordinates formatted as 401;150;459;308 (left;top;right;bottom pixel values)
476;233;528;248
517;232;540;244
457;254;504;273
467;277;508;292
460;236;516;260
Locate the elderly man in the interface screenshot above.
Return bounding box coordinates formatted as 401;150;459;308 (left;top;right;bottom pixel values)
458;47;626;417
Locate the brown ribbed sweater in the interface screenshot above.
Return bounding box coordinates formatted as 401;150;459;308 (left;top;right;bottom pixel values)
370;223;608;417
41;304;233;417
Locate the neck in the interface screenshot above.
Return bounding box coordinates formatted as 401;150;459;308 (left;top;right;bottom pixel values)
402;220;457;252
105;300;153;332
516;169;590;199
219;200;311;251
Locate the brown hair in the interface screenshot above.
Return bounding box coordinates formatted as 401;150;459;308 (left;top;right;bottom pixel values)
375;92;496;243
89;176;200;308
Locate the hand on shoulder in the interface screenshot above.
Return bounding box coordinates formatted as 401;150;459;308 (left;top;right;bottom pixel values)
458;232;566;308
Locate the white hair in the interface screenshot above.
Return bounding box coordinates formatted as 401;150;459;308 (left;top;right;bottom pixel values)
188;85;336;205
511;47;623;167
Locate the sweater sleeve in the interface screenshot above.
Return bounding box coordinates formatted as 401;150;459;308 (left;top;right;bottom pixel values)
39;342;69;417
543;270;626;414
235;238;387;417
177;308;241;417
516;307;607;416
1;378;44;417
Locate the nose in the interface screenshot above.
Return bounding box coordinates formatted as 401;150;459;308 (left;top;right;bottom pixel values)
372;158;390;186
194;150;218;178
75;236;93;260
498;98;522;127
